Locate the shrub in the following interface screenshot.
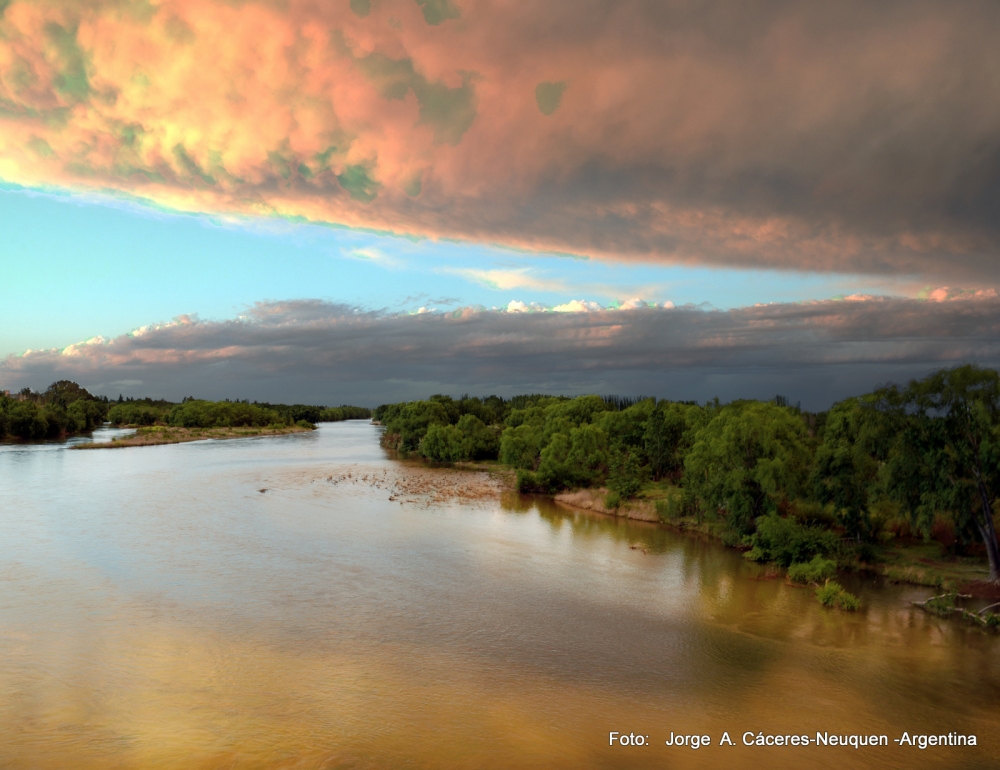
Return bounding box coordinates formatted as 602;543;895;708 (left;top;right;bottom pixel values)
746;514;839;567
516;469;543;493
815;580;861;611
654;488;688;522
295;420;316;430
604;490;622;510
787;555;836;584
789;499;838;528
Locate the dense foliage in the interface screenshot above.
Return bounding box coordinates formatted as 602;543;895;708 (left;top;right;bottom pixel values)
0;381;110;439
2;384;371;438
375;365;1000;583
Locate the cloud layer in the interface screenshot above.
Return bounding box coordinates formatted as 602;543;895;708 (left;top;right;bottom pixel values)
5;293;1000;409
1;1;999;278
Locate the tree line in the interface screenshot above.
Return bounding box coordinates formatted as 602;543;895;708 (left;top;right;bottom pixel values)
1;383;371;438
106;399;371;429
374;365;1000;584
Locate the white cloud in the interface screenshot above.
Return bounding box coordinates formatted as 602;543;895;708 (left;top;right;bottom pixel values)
447;268;566;293
344;247;399;268
551;299;604;313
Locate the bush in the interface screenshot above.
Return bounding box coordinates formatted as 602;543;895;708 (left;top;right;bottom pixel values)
746;514;839;567
604;490;622;510
815;580;861;611
516;469;543;493
789;499;839;528
787;555;837;584
295;420;316;430
654;488;688;522
848;541;881;564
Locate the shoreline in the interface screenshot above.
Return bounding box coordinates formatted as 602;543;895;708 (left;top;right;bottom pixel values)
73;424;315;449
547;486;998;602
399;457;999;605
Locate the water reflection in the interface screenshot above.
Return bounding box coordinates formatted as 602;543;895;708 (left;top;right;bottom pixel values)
0;422;997;769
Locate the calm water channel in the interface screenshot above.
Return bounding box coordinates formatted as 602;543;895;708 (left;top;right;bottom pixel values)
1;421;997;769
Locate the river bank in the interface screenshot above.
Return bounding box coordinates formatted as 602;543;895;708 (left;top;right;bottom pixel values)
541;484;999;605
412;457;999;605
72;423;315;449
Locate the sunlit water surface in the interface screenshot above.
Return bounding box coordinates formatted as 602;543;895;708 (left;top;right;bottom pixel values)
1;422;997;769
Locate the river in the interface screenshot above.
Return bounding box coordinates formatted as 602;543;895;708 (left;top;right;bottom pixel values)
1;421;997;769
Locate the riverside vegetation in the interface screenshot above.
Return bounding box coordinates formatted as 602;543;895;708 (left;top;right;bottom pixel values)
0;383;370;447
374;364;1000;618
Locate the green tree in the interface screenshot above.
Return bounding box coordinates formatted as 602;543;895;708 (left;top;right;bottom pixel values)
606;445;645;499
684;401;812;536
8;401;48;439
0;396;10;437
43;380;95;407
455;414;499;459
381;399;454;451
420;423;467;461
499;423;541;469
876;365;1000;582
68;398;107;431
643;403;692;480
811;398;883;542
536;424;608;490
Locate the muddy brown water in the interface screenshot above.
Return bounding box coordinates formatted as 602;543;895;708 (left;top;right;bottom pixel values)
1;421;997;769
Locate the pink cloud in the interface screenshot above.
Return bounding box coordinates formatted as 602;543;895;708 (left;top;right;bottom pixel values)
0;1;998;278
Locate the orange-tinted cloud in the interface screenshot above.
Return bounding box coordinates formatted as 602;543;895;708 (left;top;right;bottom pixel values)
1;0;999;278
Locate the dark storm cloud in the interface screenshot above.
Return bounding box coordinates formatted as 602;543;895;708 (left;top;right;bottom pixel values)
4;295;1000;409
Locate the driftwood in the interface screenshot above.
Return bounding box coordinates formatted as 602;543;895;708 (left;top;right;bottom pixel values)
911;592;998;630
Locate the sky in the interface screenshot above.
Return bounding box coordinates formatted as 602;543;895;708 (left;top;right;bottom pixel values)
2;0;999;408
